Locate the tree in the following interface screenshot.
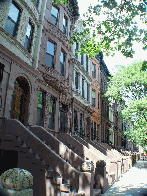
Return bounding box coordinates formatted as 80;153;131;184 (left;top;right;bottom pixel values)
105;60;147;150
71;0;147;58
32;0;147;58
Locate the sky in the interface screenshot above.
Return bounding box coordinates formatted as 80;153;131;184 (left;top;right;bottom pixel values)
77;0;147;74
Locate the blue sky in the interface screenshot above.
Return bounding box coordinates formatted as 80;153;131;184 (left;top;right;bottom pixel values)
77;0;147;74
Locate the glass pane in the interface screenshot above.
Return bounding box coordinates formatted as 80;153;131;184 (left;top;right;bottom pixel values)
92;90;96;98
46;53;54;68
50;15;58;25
37;91;43;109
4;17;15;35
60;63;64;76
63;17;67;27
26;23;32;37
47;41;55;56
8;3;19;22
60;52;64;63
36;108;42;125
51;6;58;18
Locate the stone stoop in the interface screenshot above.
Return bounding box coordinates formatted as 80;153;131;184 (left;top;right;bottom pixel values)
93;189;101;196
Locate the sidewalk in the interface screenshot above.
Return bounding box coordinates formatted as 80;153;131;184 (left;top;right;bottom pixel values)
102;161;147;196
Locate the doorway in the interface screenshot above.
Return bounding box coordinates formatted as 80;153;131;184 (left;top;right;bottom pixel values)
10;77;30;125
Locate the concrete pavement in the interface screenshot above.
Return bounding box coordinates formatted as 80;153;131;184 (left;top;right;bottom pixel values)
102;161;147;196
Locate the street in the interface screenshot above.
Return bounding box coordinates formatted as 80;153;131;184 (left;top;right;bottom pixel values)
102;161;147;196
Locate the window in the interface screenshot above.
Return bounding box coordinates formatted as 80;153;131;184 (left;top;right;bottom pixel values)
94;122;96;140
91;122;93;140
24;20;34;53
0;64;4;110
36;91;46;126
4;1;21;36
35;0;39;7
87;83;90;102
81;54;84;65
107;106;109;117
48;96;56;130
74;110;78;134
0;64;4;86
92;90;96;107
75;71;79;89
67;62;70;81
101;79;103;90
63;16;68;35
92;63;96;78
50;6;59;26
98;67;100;81
98;93;100;109
82;78;84;98
80;113;83;136
46;41;56;68
60;103;67;133
60;51;66;76
86;55;88;72
75;42;78;58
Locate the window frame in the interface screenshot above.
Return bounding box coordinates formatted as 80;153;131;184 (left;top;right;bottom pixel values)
82;78;84;98
86;55;88;72
81;53;84;65
75;71;79;90
63;15;68;35
4;1;22;37
98;93;100;109
50;5;59;26
24;19;34;53
60;51;66;76
92;90;96;107
87;83;90;102
48;96;56;130
75;42;79;58
92;63;96;78
46;41;56;69
36;90;46;127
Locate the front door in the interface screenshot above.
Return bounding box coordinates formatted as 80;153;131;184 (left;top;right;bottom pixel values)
11;79;28;125
12;85;25;122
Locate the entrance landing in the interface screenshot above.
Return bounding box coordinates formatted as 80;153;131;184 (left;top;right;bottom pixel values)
102;161;147;196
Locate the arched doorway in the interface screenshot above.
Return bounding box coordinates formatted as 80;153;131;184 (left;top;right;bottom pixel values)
10;76;30;126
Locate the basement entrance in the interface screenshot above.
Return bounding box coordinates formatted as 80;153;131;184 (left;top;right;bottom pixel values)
0;149;18;176
10;77;30;126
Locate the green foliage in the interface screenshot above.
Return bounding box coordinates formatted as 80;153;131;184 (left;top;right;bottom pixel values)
31;0;69;6
72;0;147;58
105;61;147;149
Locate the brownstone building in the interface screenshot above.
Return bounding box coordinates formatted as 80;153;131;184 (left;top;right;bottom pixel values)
90;56;101;142
0;0;137;195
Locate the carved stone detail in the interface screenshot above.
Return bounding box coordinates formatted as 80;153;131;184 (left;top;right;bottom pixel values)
0;0;11;28
42;65;71;97
81;160;94;172
44;22;71;51
0;27;33;63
